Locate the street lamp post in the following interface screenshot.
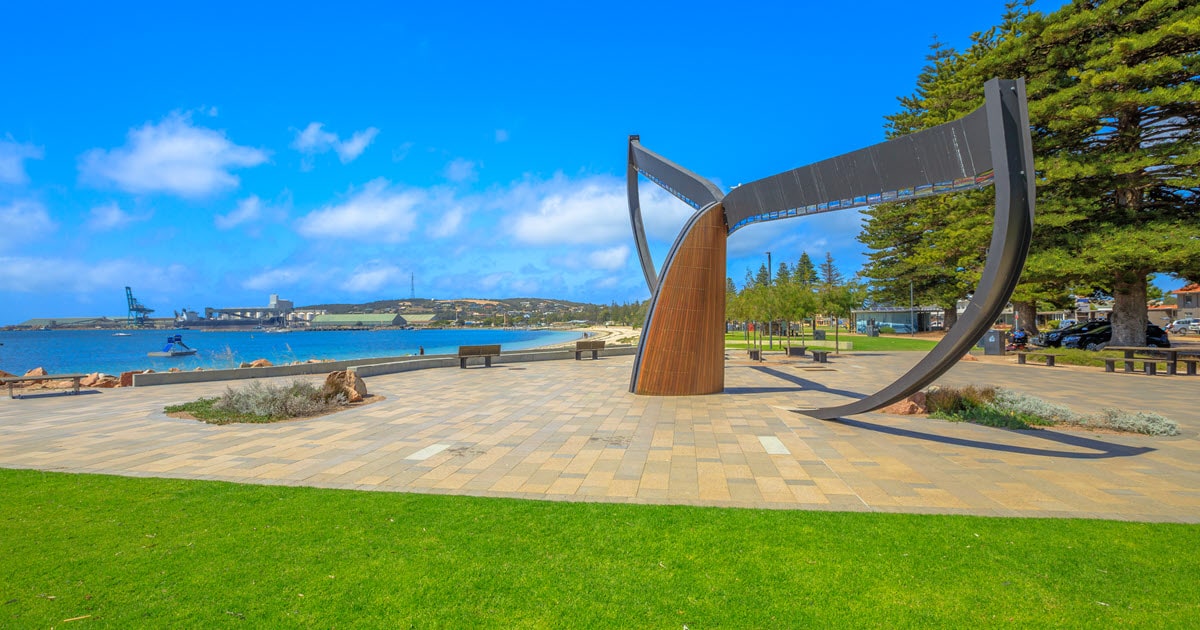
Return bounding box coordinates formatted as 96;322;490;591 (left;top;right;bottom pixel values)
909;281;915;336
766;251;772;348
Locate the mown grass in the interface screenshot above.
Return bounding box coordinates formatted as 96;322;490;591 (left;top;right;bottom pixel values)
725;332;938;352
2;469;1197;627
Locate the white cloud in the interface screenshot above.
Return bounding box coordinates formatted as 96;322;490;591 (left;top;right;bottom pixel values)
587;245;630;271
344;262;404;293
0;139;44;184
79;112;267;197
427;207;464;238
242;264;325;291
0;256;187;293
444;158;477;183
296;178;420;243
509;175;628;245
291;122;379;164
87;202;149;231
495;129;509;143
0;200;56;250
215;196;263;230
508;174;697;247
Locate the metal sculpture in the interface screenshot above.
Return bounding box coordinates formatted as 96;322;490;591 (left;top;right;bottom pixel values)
627;78;1035;419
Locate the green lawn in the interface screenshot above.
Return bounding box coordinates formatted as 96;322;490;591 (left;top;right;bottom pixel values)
726;332;938;352
3;469;1197;627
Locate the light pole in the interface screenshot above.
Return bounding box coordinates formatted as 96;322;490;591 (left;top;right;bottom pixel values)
766;252;772;348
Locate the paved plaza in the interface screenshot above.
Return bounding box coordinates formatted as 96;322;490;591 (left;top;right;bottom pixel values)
1;351;1196;522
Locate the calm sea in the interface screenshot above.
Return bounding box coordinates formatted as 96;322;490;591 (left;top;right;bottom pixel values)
0;328;582;375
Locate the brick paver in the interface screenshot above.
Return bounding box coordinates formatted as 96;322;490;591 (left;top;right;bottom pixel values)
0;352;1196;522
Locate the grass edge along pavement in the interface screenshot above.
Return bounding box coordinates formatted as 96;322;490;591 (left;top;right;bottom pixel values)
3;469;1198;628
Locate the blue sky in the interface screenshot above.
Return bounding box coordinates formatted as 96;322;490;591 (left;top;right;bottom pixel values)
2;0;1094;324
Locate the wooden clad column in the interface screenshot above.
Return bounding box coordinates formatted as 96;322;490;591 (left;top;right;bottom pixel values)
634;204;727;395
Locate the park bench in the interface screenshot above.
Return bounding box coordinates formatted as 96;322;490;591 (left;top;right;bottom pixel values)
574;340;605;360
1015;352;1062;367
810;350;830;363
457;344;501;369
1179;358;1200;376
1102;357;1159;375
748;349;762;361
1;373;87;399
785;346;809;357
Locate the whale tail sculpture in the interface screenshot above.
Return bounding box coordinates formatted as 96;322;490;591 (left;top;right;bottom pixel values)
628;78;1035;419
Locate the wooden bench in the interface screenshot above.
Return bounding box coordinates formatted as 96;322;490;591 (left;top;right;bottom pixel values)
574;340;605;360
786;346;808;357
1016;352;1062;367
747;349;762;361
457;344;501;368
1;373;87;399
810;350;830;363
1176;357;1199;376
1102;357;1158;375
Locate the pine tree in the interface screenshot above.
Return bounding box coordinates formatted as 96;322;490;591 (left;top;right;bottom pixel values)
794;252;818;285
755;263;771;288
775;262;791;286
819;253;843;288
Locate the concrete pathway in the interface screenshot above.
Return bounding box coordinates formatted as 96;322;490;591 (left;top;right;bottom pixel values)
1;352;1196;522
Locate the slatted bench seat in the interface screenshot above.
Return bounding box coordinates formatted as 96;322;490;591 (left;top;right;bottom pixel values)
810;350;830;363
457;344;501;368
1102;357;1158;375
1015;352;1062;367
786;346;809;357
1;373;87;399
574;340;605;360
1175;357;1198;376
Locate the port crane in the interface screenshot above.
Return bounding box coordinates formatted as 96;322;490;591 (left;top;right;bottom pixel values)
125;286;154;326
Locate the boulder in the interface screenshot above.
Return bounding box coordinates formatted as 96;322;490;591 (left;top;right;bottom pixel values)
81;373;102;387
94;375;120;388
0;369;15;378
959;354;979;362
323;370;367;403
240;358;273;368
168;367;181;373
118;369;154;388
880;392;927;415
24;367;48;377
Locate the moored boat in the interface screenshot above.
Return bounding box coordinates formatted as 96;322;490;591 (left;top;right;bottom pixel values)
147;334;198;357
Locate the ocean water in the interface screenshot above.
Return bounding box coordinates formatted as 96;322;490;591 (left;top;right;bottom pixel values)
0;328;582;376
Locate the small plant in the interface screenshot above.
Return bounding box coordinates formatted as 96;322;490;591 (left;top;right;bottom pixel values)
922;386;1179;436
166;380;348;425
1089;410;1180;436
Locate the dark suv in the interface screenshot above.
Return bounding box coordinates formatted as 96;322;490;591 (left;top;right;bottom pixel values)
1061;324;1170;350
1036;320;1110;347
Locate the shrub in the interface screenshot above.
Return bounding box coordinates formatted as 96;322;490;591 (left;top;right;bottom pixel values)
214;380;345;421
922;386;1179;436
926;385;996;415
1089;410;1180;436
991;389;1082;425
879;326;895;334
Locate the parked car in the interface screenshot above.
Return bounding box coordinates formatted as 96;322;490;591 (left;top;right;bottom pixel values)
1168;318;1198;334
1061;323;1170;350
1035;320;1109;347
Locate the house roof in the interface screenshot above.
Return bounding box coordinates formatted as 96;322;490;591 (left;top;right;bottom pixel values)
1173;283;1200;294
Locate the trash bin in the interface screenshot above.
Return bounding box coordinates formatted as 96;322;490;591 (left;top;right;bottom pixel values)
980;330;1008;355
813;330;826;341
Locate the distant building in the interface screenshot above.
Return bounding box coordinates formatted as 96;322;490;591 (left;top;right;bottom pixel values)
309;314;406;328
1173;283;1200;320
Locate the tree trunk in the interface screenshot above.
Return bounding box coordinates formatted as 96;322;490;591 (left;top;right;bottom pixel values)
1110;274;1148;347
943;307;958;332
1013;300;1039;336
